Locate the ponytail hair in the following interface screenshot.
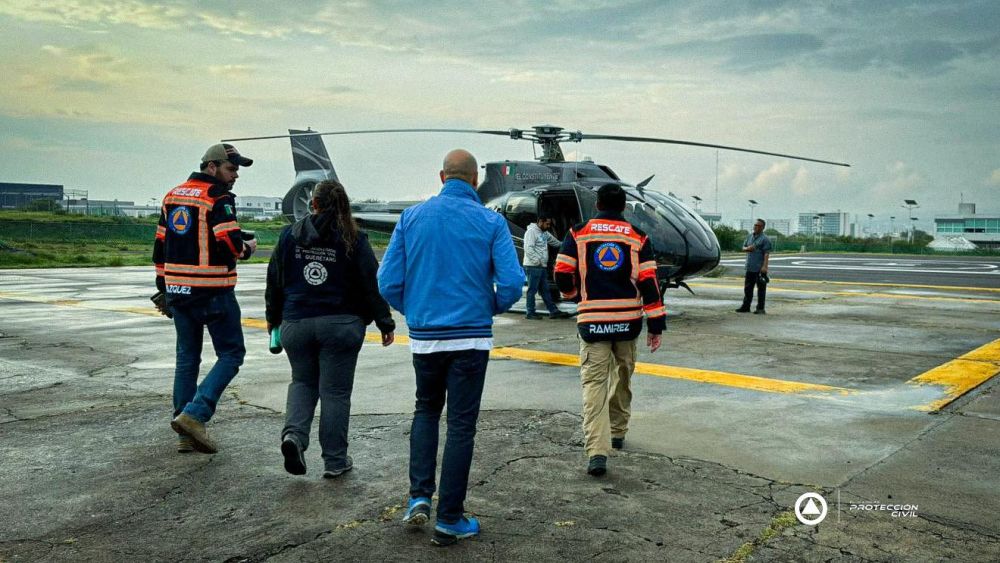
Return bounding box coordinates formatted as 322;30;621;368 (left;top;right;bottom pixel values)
312;180;359;255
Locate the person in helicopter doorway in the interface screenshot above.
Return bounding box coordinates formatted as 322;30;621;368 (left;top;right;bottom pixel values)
523;214;571;320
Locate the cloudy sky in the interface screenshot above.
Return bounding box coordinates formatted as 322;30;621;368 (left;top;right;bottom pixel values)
1;0;997;232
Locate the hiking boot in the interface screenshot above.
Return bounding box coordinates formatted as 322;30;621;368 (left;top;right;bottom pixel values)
170;413;217;454
432;516;480;546
735;307;751;313
280;434;307;475
587;455;607;476
754;309;766;315
611;437;624;450
177;435;195;454
402;496;431;526
322;456;353;479
525;313;543;320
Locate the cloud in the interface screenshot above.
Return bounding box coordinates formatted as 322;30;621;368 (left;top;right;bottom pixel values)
872;161;924;200
748;160;793;193
665;33;824;71
32;44;132;91
0;0;186;30
207;64;258;78
990;169;1000;185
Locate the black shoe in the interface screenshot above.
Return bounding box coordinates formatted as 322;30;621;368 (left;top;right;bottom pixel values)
549;311;571;319
587;455;607;476
525;313;543;320
323;456;354;478
753;309;766;315
611;437;624;450
735;308;751;313
281;434;307;475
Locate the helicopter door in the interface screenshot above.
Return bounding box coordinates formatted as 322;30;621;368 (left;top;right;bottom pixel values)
537;189;584;241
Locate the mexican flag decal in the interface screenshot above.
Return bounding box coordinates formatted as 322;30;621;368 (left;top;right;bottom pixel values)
501;164;515;176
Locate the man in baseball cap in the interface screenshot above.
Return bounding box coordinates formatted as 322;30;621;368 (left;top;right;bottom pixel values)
201;143;254;167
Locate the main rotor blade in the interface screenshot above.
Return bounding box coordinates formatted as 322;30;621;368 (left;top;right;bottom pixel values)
580;133;850;167
223;128;513;143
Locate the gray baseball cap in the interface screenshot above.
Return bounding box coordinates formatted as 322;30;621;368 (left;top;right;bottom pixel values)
202;143;253;167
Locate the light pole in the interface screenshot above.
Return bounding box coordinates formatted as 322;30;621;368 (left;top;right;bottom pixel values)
911;217;919;246
902;199;919;243
748;199;758;231
866;213;874;238
691;195;702;210
817;213;826;246
889;216;895;253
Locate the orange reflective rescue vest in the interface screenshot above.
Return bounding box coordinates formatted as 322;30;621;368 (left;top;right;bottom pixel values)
554;212;666;342
153;173;246;304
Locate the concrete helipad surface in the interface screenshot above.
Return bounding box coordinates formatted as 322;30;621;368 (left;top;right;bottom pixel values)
1;262;999;562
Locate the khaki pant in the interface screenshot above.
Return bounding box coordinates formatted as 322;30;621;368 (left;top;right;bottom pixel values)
579;338;636;457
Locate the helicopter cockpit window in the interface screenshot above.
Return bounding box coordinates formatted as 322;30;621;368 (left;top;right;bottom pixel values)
485;193;509;214
621;189;686;264
504;192;538;228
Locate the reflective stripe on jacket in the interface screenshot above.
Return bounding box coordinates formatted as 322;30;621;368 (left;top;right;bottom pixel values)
152;173;247;304
554;211;665;342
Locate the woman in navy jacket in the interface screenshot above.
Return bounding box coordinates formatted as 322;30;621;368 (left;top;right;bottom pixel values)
265;180;394;478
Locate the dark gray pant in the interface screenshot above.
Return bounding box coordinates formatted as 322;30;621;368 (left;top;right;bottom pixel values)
280;315;365;471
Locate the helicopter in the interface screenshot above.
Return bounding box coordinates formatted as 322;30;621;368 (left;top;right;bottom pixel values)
223;125;849;296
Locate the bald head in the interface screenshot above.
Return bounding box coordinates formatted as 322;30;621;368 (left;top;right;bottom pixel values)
441;149;478;185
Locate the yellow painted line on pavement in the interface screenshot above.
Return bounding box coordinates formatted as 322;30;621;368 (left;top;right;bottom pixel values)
5;289;996;409
908;338;1000;412
491;346;853;396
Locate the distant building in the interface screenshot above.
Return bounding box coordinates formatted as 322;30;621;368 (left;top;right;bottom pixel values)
797;212;850;236
697;210;722;226
237;196;282;219
0;183;64;209
739;218;790;235
933;203;1000;250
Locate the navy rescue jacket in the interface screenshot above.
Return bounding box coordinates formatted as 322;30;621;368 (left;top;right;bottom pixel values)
153;172;251;306
554;211;666;342
265;212;395;334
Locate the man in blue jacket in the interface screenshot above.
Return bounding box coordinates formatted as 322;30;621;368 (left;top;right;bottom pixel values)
379;149;524;546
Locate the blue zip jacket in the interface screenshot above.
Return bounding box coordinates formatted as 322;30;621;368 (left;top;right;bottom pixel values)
378;179;524;340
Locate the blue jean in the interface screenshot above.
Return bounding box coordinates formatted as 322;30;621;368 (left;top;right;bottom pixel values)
171;291;246;422
525;266;557;316
409;349;489;524
281;315;365;471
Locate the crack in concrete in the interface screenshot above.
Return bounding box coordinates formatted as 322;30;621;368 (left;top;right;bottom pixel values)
835;412;953;489
0;394;168;426
471;454;562;488
226;389;281;415
497;335;576;350
955;411;1000;422
914;514;1000;542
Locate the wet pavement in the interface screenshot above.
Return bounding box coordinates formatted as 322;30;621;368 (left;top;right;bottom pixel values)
1;263;998;561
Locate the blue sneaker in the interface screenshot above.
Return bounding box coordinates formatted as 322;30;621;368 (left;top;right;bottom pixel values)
432;516;480;546
402;497;431;526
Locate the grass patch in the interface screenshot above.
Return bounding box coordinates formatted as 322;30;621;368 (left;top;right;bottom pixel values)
0;240;278;269
719;511;798;563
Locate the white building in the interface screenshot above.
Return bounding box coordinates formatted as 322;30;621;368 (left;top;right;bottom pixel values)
796;212;850;236
933;203;999;250
236;196;282;219
739;218;790;235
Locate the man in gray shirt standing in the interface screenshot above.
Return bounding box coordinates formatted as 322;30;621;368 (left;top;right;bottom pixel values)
523;215;570;320
736;218;772;314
